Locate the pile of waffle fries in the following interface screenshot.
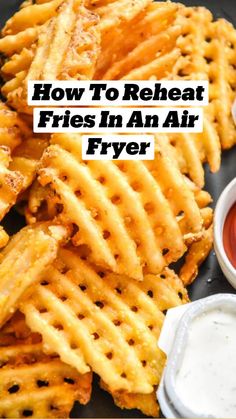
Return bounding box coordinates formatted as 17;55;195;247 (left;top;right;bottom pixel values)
0;0;235;417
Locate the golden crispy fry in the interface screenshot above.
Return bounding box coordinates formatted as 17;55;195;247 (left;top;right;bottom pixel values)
93;1;178;78
0;146;25;221
0;101;30;151
21;247;188;400
100;380;159;417
121;48;180;80
9;137;49;192
26;181;55;223
178;175;213;247
93;0;151;33
193;189;212;209
0;228;9;249
0;0;63;57
147;140;203;236
161;115;221;188
195;116;221;174
27;133;204;280
103;25;180;80
180;224;213;286
2;0;64;36
0;101;47;200
0;223;70;328
175;5;236;149
0;101;48;201
201;207;213;229
1;0;100;113
0;30;38;57
1;48;35;77
0;313;92;418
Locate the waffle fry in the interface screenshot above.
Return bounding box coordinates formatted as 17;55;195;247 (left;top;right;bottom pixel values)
0;101;30;151
0;0;100;113
180;224;213;286
100;380;159;417
20;248;188;411
93;1;179;79
0;145;25;221
0;313;92;418
89;0;152;33
0;222;70;328
27;133;204;280
161;115;221;188
103;25;180;80
2;0;63;36
0;0;63;57
9;136;49;192
0;101;48;201
0;227;9;249
0;1;232;416
175;5;236;150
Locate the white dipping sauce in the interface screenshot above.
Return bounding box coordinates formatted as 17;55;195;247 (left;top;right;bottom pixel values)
175;309;236;418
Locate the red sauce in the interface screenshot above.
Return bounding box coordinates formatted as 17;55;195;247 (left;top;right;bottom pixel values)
223;202;236;269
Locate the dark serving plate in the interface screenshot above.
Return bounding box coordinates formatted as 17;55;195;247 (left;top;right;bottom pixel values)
0;0;236;417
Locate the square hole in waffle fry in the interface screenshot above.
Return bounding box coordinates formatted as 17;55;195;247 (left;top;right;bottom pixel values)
29;133;204;279
0;313;92;418
20;247;188;401
0;222;71;328
0;0;101;113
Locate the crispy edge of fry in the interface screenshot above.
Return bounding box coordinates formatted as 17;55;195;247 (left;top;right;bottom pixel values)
100;380;159;417
180;224;213;286
0;223;71;328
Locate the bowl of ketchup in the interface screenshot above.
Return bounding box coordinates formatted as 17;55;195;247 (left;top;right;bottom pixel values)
214;178;236;288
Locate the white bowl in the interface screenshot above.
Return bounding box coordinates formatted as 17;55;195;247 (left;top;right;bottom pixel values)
158;294;236;418
214;177;236;288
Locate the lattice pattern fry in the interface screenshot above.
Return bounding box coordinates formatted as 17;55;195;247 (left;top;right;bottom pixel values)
0;0;100;113
9;136;49;193
0;222;70;328
0;312;92;418
175;5;236;149
100;381;159;417
0;101;30;151
21;247;188;398
26;133;205;280
93;1;179;79
155;114;221;189
0;145;24;221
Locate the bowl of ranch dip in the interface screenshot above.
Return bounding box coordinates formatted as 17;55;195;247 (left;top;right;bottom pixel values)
158;294;236;418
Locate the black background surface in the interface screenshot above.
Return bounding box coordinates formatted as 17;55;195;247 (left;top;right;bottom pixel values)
0;0;236;417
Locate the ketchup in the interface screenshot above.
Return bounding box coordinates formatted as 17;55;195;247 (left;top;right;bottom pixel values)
223;202;236;269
